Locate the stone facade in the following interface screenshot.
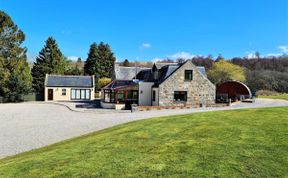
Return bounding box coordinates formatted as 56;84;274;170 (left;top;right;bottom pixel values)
158;61;215;106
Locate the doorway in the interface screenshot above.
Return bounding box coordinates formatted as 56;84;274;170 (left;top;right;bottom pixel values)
48;89;53;101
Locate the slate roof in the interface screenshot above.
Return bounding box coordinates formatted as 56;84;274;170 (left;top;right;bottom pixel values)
114;64;150;80
196;66;207;77
136;62;207;85
46;75;94;87
154;63;177;69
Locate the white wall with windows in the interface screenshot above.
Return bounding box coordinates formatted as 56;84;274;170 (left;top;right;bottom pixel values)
45;87;94;101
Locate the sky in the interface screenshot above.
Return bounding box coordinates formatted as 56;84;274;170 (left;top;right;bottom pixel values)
1;0;288;62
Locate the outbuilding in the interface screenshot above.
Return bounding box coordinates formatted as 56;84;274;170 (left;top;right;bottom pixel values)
44;74;95;101
216;80;252;103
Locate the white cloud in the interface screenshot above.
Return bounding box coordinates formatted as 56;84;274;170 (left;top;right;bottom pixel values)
67;56;79;61
140;43;151;49
152;58;163;62
168;51;195;60
245;51;257;59
151;51;196;62
278;45;288;53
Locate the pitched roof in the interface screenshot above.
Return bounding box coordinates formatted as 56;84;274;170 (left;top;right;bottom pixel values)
136;62;207;85
114;64;150;80
154;63;177;69
103;80;138;90
196;66;207;77
46;75;94;87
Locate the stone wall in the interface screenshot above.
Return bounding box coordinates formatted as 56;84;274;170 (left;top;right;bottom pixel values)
158;61;215;106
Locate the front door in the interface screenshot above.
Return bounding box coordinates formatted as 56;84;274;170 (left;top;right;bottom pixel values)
48;89;53;101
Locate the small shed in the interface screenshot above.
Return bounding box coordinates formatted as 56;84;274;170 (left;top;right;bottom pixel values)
216;81;252;103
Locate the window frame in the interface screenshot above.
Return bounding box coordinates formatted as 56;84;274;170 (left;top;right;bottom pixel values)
174;91;188;102
71;89;91;100
62;89;67;96
184;70;193;81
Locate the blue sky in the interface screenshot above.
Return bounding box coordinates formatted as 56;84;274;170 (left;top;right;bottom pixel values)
1;0;287;62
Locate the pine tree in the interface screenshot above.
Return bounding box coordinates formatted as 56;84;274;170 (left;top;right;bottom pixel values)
97;42;116;79
0;11;32;102
84;42;116;90
84;43;98;76
31;37;67;95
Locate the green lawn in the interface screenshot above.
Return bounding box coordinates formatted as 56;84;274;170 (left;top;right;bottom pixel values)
0;107;288;178
259;93;288;100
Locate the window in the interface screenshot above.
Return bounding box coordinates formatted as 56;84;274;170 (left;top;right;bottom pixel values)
152;90;156;102
81;90;85;99
71;89;91;100
174;91;187;102
116;91;125;103
71;89;76;99
85;90;90;100
62;89;66;96
185;70;193;81
76;90;81;99
104;90;111;102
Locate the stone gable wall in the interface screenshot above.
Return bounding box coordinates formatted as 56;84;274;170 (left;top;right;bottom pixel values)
158;61;215;106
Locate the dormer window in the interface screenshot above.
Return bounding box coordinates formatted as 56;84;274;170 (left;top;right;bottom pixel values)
185;70;193;81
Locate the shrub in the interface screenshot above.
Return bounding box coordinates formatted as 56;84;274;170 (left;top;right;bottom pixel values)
98;78;112;89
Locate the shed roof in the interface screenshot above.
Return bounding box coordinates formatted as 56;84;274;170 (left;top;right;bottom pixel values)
46;75;94;87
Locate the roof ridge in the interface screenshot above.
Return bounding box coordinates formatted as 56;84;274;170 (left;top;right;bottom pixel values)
47;74;92;78
117;66;150;69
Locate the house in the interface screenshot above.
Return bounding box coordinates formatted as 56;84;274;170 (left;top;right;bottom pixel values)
101;60;215;109
44;74;95;101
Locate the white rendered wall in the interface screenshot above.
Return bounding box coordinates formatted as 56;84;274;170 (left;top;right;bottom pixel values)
138;82;154;106
152;88;159;106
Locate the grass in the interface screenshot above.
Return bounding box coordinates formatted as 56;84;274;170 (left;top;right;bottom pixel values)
259;93;288;100
0;107;288;177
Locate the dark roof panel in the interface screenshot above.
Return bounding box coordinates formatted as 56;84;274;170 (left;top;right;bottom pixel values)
136;62;207;86
46;75;94;87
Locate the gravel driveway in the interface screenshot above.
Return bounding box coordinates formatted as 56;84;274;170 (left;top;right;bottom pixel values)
0;98;288;159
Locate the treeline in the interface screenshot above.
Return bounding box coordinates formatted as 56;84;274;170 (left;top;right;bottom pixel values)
0;11;115;102
191;55;288;93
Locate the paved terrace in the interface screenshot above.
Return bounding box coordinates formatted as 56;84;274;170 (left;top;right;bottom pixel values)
0;98;288;159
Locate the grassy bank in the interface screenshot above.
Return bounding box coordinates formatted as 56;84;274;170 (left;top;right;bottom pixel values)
0;107;287;177
259;93;288;100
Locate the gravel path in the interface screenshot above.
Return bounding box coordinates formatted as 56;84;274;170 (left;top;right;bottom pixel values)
0;98;288;159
